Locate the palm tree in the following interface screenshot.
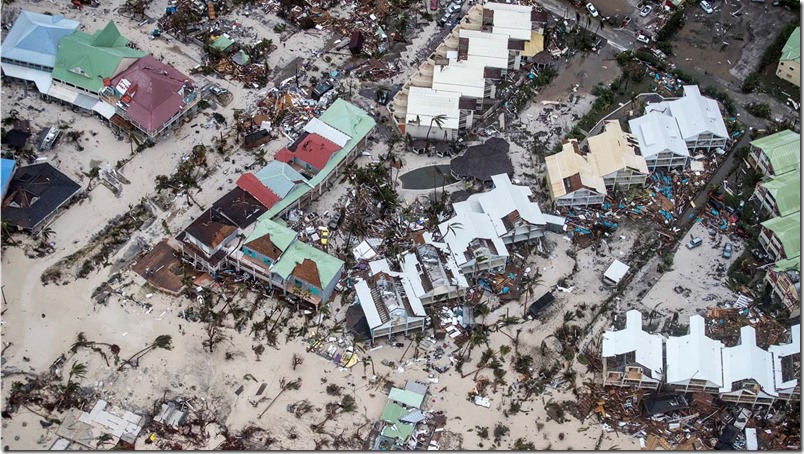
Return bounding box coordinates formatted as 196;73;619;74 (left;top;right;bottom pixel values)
521;274;543;318
57;361;87;408
118;335;173;370
424;114;447;153
37;226;54;244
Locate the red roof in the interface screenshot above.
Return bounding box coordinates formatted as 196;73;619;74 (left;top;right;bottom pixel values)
111;55;194;135
275;147;293;163
286;133;340;170
236;173;281;208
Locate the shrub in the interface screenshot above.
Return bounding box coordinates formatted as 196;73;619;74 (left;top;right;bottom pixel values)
741;73;760;93
656;10;685;42
745;102;772;120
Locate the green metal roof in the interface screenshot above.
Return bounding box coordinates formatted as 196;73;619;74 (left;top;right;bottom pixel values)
750;130;801;176
380;402;405;423
780;26;800;63
388;388;424;409
271;239;344;286
210;35;234;52
773;255;800;273
259;99;375;220
51;21;145;92
244;219;297;251
762;212;801;258
381;422;415;442
760;171;800;217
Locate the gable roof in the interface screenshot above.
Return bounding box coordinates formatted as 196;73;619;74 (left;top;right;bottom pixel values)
628;111;689;160
254;160;309;199
469;173;546;235
236;173;281;208
586;120;648;177
768;325;801;391
545;140;607;199
1;162;81;231
601;310;664;378
761;212;801;258
719;326;777;396
759;170;800;217
52;21;145;92
318;98;371;138
0;11;80;69
665;315;724;387
648;86;728;142
210;187;266;228
780;26;800;63
109;55;195;134
278;132;341;170
271;240;343;289
182;209;238;249
243;219;296;260
750;130;801;176
388;388;425;409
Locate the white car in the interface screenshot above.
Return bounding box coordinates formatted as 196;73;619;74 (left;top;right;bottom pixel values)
639;5;652;17
586;3;599;17
636;32;650;44
448;3;461;13
700;0;713;13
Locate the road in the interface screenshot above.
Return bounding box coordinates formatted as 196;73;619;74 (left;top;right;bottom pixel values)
536;0;636;51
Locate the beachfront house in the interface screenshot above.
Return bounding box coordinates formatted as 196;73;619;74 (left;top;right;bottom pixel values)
664;315;725;393
545;139;607;208
719;326;778;406
401;242;469;306
751;170;800;219
746;130;800;177
601;310;664;390
765;256;801;311
586;120;649;190
1;162;81;233
0;11;79;93
100;55;201;143
644;85;729;153
628;110;690;169
768;324;801;401
758;212;800;262
355;258;428;341
776;26;800;88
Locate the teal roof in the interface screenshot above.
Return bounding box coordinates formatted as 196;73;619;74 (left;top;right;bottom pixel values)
244;219;297;251
51;21;145;92
380;402;405;423
750;130;801;176
780;27;800;63
211;35;234;52
259;99;375;220
381;422;415;442
773;255;800;273
387;388;424;409
271;240;344;287
762;212;801;258
255;160;309;198
760;171;800;217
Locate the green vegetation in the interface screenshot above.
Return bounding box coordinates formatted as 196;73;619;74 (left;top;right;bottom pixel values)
741;20;799;93
701;86;736;115
745;102;772;120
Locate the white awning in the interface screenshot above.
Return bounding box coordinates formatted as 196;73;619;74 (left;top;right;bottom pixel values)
1;63;52;93
74;93;98;110
92;101;116;119
46;84;79;104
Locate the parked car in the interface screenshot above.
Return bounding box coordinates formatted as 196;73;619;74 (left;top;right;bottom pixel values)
430;0;438;11
686;236;703;249
304;211;319;223
700;0;713;13
722;243;733;259
636;31;650;44
328;211;342;230
437;11;452;26
319;227;330;246
586;2;599;17
448;2;461;13
751;248;769;262
639;5;652;16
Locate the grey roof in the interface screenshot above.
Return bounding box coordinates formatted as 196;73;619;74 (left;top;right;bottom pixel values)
404;380;429;397
0;11;80;69
399;409;426;424
450;138;513;182
1;162;81;231
255;160;309;198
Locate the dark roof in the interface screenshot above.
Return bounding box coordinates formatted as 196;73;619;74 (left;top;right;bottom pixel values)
450;138;513;182
182;209;238;250
1;163;81;231
642;394;689;415
449;190;472;203
243;129;272;149
346;303;371;339
6;129;31;149
532;50;554;65
531;10;549;23
528;292;555;318
211;187;267;228
130;240;186;294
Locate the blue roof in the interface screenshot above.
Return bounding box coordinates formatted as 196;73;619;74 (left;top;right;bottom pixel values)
0;11;80;69
1;159;16;198
254;160;309;198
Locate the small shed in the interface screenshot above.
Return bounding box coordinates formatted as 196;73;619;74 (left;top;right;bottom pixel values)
603;259;630;286
642;393;689;415
243;129;272;150
349;31;365;55
543;214;566;233
528;292;555;318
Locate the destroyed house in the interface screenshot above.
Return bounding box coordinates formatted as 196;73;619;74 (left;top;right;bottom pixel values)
645;85;729;153
1;162;81;232
449;138;513;183
401;242;469;305
747;130;800;177
275;131;341;175
101;55;200;142
585;120;649;190
628;111;690;169
719;326;778;405
765;255;800;311
768;324;801;400
665;315;724;393
0;11;79;93
601;310;663;390
178;188;266;273
545;139;607;208
759;212;800;262
752;170;800;218
355;259;427;341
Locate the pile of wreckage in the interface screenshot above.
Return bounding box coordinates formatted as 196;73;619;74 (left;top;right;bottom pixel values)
305;330;360;369
704;306;790;348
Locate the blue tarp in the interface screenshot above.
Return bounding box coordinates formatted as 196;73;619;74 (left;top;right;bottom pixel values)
1;158;16;198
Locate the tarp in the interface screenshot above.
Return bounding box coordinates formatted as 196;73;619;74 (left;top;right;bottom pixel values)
1;158;17;198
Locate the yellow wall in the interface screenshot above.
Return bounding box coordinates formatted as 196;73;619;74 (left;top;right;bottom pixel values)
776;60;801;88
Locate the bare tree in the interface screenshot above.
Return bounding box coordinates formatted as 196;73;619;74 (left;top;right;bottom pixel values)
291;353;304;370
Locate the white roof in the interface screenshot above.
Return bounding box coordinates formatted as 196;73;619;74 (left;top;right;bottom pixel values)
405;87;461;130
303;118;351;147
768;324;801;391
483;2;533;40
601;310;664;377
603;260;630;283
719;326;777;396
458;29;510;69
647;86;728;142
355;279;382;328
466;173;546;237
0;63;53;93
439;208;509;268
352;239;377;261
628;111;689;160
665;315;724;387
431;61;486;98
401;243;469;300
357;258;427;330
